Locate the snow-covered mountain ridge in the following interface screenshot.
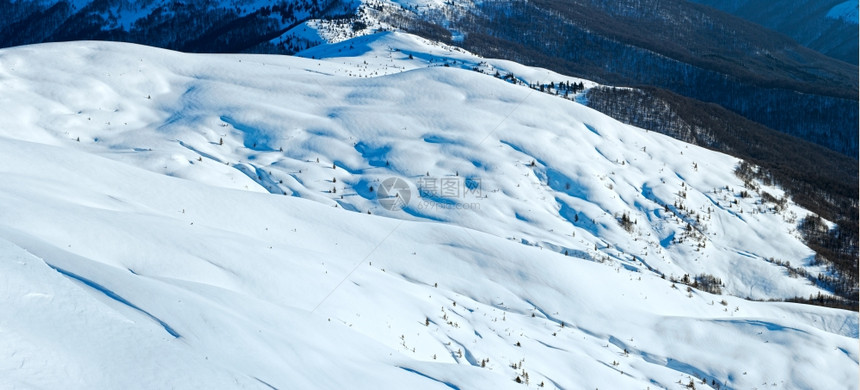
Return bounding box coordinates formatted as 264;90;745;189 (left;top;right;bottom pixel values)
0;33;856;389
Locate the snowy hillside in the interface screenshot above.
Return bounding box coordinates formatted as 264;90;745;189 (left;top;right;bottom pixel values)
1;32;835;300
0;34;856;389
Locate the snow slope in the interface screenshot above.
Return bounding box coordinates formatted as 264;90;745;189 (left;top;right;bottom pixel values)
1;123;857;390
0;33;832;300
0;34;856;389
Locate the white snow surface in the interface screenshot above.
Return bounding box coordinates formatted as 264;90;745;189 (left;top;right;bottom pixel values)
0;33;856;389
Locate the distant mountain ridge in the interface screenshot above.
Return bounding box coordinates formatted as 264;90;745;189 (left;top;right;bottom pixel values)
689;0;859;65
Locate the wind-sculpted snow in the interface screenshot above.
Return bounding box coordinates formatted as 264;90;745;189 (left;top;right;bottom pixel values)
0;33;829;300
0;34;855;389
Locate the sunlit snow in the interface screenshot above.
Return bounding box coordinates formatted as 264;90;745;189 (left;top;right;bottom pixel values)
0;32;856;390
